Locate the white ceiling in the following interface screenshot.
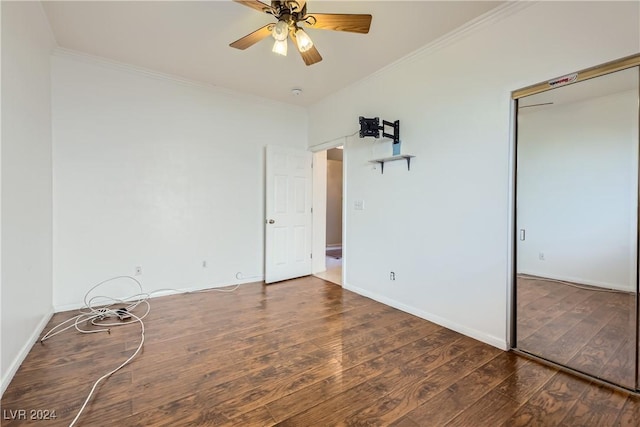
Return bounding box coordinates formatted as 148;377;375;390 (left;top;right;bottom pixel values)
42;1;503;106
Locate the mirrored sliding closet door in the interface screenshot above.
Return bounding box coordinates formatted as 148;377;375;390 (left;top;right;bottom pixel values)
514;61;640;390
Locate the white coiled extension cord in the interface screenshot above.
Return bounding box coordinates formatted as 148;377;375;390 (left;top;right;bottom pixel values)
41;276;150;427
40;275;241;426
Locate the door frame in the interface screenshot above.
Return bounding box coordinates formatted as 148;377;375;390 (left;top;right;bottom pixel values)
510;53;640;392
310;138;349;287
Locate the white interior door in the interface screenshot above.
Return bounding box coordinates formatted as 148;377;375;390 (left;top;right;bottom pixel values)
265;145;313;284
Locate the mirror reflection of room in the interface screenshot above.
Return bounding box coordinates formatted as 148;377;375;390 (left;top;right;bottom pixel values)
515;66;639;389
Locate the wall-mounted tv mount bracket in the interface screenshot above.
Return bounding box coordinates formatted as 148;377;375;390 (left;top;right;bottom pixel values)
359;117;400;144
360;116;414;174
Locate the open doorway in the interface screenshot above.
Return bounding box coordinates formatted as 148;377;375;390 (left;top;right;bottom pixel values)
312;147;344;286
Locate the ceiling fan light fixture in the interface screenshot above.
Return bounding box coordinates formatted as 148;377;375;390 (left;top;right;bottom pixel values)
295;28;313;52
230;0;372;66
272;19;289;41
272;39;288;56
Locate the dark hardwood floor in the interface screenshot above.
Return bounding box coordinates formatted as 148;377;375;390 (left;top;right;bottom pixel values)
516;275;637;390
2;276;639;426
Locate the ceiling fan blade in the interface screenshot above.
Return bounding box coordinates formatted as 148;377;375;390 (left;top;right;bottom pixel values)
230;24;275;50
291;29;322;66
304;13;372;34
233;0;272;14
299;45;322;66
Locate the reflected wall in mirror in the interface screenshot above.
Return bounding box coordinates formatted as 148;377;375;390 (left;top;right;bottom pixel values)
515;66;639;390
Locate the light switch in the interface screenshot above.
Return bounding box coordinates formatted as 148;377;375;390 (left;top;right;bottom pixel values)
354;200;364;210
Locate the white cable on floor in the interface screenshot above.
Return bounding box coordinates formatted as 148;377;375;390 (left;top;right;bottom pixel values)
68;310;145;427
40;277;149;426
194;284;240;293
40;275;241;427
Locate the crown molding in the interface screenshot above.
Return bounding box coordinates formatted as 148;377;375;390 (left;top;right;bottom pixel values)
314;1;536;105
51;47;306;111
50;2;535;112
38;1;58;50
393;1;535;69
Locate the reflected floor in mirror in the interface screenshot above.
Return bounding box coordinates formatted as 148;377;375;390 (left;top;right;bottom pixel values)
516;275;636;389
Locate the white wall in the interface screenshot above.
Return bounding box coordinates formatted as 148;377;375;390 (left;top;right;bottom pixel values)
308;1;640;349
517;89;639;291
52;53;308;308
1;1;55;395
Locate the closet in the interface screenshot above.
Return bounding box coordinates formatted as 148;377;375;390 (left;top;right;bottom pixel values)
513;55;640;391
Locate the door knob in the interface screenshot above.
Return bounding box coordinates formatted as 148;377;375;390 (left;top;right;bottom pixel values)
268;219;275;224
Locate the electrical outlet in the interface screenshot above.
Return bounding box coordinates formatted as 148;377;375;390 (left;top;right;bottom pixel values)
390;271;396;280
135;266;142;275
354;200;364;210
538;252;545;261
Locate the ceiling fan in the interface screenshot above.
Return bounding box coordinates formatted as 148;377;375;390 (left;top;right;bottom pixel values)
229;0;372;66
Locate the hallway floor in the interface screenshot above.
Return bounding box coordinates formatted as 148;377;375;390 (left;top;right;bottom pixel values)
314;256;342;286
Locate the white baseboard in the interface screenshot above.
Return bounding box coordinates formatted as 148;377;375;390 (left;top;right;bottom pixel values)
518;270;634;293
1;308;54;397
342;282;508;351
53;278;261;313
326;244;342;250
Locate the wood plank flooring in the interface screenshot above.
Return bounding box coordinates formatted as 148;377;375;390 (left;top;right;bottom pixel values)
516;275;637;389
2;276;639;426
